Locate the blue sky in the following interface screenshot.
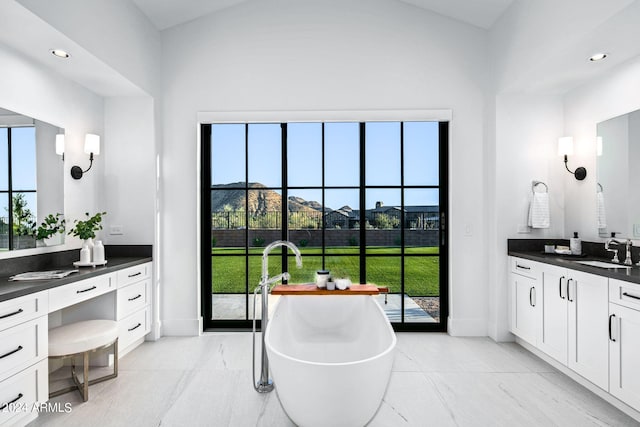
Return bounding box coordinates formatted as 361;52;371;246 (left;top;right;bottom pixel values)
211;121;439;210
0;126;37;219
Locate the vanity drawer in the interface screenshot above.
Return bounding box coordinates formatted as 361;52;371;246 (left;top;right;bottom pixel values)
117;263;150;289
0;292;48;333
0;358;48;426
510;257;540;279
609;279;640;311
48;274;115;312
118;308;150;350
117;279;149;320
0;317;47;382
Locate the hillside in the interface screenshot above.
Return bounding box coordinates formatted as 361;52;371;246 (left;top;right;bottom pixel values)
211;182;323;214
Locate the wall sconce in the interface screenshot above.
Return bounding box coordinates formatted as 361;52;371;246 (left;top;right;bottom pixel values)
71;133;100;180
558;136;587;180
55;134;65;160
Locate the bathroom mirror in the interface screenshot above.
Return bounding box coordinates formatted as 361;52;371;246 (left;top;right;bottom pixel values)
596;109;640;239
0;107;65;251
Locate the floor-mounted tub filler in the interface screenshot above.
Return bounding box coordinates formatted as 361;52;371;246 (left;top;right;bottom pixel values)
265;294;397;427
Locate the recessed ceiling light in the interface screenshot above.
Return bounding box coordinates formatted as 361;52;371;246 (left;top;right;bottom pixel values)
589;53;607;62
50;49;70;59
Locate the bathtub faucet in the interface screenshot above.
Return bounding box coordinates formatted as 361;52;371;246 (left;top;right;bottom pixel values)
260;240;302;288
254;240;302;393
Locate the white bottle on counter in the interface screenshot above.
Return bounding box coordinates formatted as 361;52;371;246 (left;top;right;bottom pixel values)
93;240;105;265
570;232;582;255
80;243;91;264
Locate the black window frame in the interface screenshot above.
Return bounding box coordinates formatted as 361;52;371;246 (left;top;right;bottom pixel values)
201;121;448;332
0;125;38;250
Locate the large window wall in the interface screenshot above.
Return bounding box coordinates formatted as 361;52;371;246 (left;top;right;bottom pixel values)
201;121;448;331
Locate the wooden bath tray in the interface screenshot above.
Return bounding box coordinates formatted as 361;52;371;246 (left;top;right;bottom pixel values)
271;284;388;295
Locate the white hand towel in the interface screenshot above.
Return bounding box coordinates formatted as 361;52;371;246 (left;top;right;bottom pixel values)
528;192;550;229
597;191;607;229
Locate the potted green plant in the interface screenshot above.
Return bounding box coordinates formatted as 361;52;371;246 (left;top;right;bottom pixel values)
68;211;106;241
36;213;66;246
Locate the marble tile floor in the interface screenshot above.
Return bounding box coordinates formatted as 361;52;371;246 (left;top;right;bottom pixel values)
212;293;435;323
30;333;638;427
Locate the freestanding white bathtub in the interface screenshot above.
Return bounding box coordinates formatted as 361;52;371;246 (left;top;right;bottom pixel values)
265;295;396;427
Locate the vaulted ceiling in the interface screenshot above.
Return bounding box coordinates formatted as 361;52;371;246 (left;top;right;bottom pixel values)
131;0;514;31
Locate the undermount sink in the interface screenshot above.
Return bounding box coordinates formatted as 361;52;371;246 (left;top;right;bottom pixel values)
574;260;632;269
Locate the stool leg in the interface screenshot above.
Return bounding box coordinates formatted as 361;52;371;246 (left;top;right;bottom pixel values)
82;351;89;402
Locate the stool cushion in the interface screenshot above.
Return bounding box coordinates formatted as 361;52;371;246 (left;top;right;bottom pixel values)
49;319;118;357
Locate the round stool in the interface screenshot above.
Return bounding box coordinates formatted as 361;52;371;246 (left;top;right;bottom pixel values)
49;319;119;402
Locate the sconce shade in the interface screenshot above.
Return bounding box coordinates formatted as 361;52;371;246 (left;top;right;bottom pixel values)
558;136;574;156
55;134;65;155
72;133;100;179
84;133;100;155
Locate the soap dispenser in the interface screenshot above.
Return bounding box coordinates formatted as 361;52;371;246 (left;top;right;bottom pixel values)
570;232;582;255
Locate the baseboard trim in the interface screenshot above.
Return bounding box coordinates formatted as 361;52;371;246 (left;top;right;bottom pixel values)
447;316;487;336
160;317;202;336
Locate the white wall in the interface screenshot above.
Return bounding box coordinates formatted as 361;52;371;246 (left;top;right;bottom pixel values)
103;97;156;245
160;0;489;335
0;42;105;258
488;94;564;341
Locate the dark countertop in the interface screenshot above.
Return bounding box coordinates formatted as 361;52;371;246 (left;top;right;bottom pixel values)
0;256;152;302
508;251;640;285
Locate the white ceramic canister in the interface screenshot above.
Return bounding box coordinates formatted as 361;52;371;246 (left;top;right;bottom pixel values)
316;270;330;289
80;243;91;264
93;240;105;264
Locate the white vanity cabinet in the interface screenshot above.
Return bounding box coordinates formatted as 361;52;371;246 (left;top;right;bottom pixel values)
538;264;569;364
116;262;152;355
609;279;640;409
0;292;49;426
508;257;541;346
0;257;152;426
510;257;610;390
566;269;609;390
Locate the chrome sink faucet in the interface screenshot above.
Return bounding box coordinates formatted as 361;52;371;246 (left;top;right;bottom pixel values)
605;238;623;263
253;240;302;393
624;239;634;266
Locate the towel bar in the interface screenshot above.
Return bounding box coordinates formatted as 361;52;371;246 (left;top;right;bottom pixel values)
532;180;548;193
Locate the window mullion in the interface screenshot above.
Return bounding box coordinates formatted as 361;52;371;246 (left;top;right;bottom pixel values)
7;128;13;250
400;122;405;323
281;123;288;279
359;122;366;284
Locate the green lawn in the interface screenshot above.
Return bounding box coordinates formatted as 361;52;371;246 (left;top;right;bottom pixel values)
211;246;440;296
